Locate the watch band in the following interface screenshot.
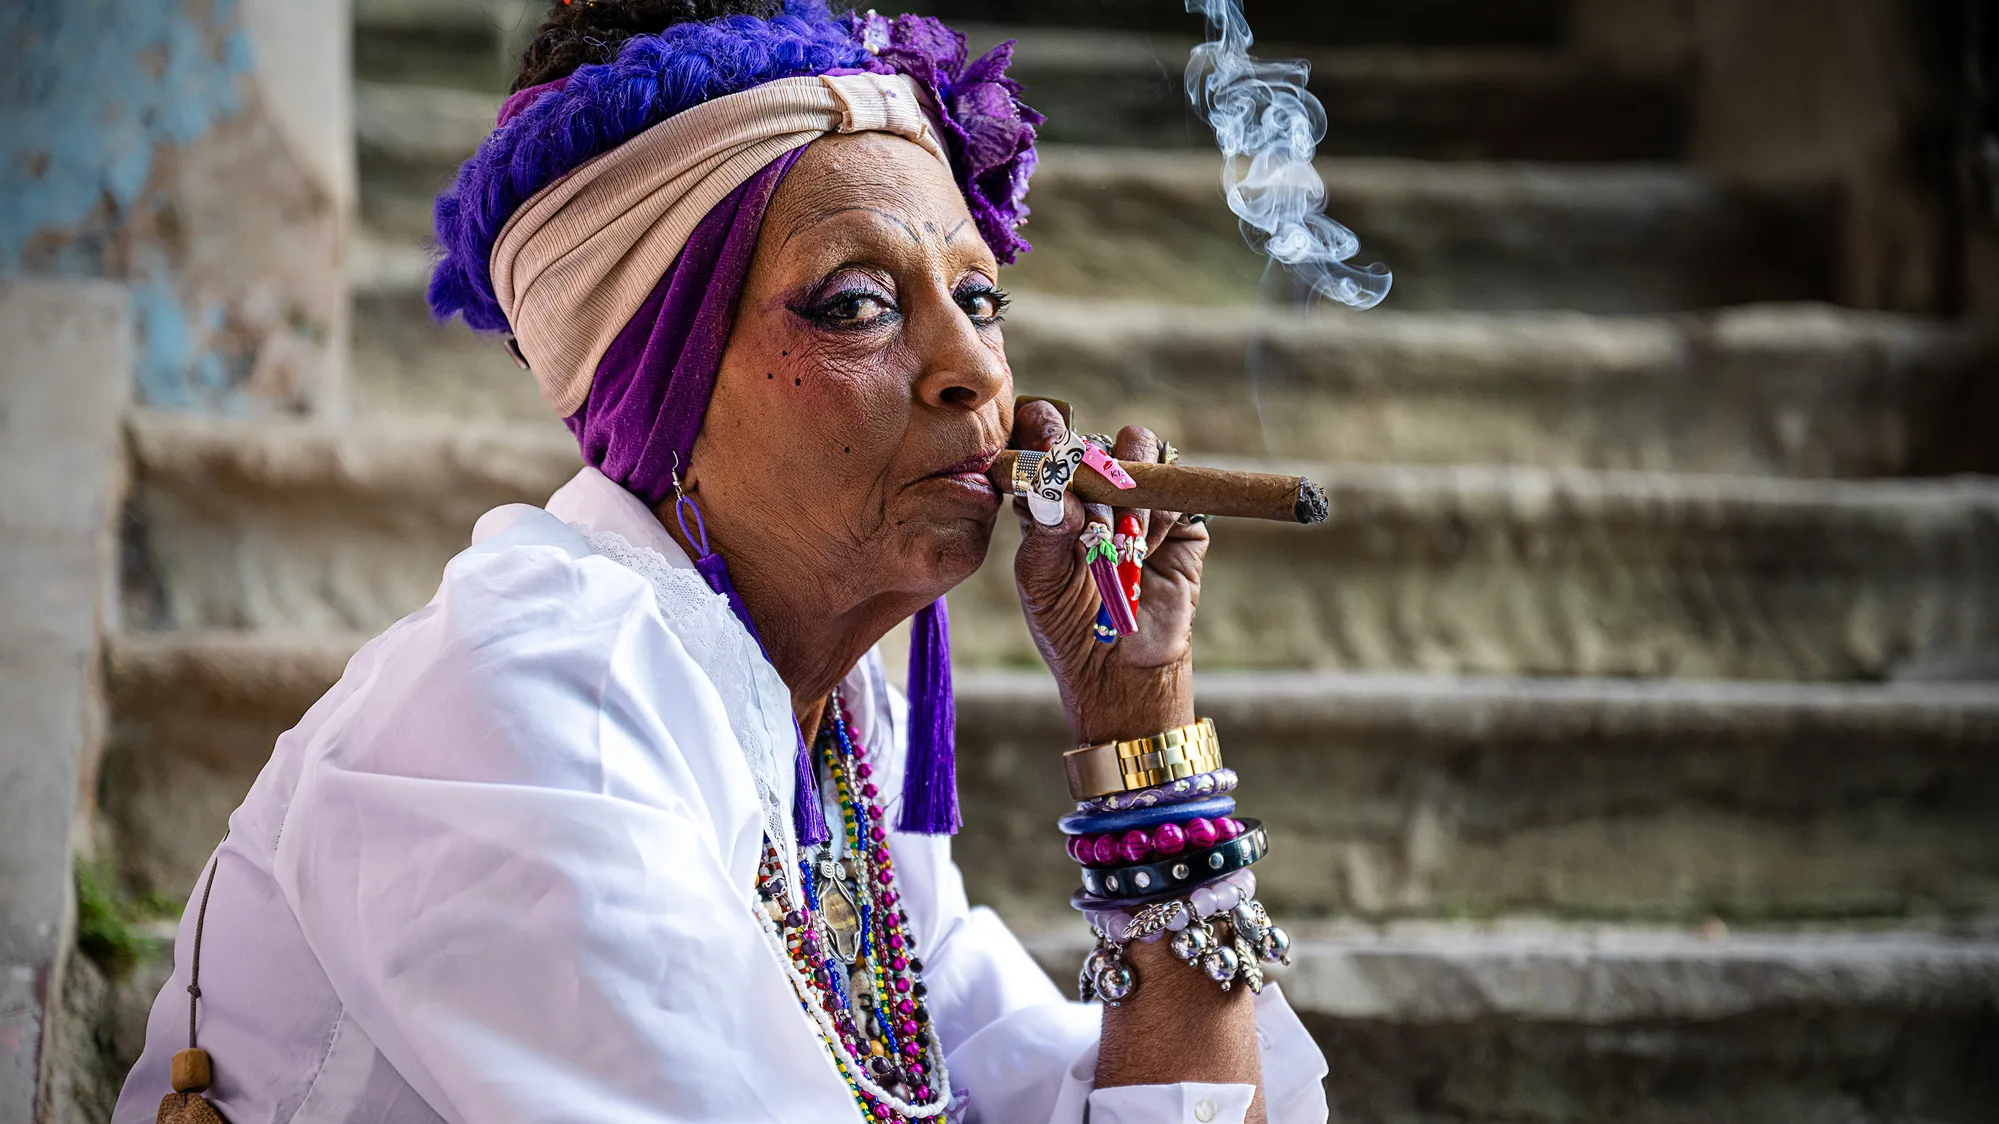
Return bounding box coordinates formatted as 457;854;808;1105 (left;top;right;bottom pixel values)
1064;718;1222;800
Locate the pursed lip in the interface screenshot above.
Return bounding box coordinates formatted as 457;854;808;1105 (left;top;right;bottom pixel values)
926;447;1004;480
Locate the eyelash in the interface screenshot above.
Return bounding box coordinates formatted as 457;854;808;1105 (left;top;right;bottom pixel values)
957;284;1010;325
793;282;1010;331
798;287;898;331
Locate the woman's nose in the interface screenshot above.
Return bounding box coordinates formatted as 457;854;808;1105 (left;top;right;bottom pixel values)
911;294;1009;413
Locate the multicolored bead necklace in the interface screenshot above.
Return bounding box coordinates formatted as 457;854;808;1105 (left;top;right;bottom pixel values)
753;692;947;1120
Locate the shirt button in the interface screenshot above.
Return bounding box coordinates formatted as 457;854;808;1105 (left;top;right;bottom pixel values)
1194;1097;1218;1122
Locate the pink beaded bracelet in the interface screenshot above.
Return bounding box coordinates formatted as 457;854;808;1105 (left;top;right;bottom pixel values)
1066;815;1249;868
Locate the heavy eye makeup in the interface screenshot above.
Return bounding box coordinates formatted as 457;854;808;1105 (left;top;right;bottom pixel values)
790;268;899;331
954;278;1009;326
788;267;1011;334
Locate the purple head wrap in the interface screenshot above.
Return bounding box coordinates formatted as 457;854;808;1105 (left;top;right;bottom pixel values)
430;3;1037;841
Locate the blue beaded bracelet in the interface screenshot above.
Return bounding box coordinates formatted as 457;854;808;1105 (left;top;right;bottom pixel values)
1057;794;1237;837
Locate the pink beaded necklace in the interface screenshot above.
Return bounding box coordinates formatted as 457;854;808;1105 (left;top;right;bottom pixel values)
755;693;948;1120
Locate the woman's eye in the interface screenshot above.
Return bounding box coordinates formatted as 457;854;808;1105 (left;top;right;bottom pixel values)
957;286;1010;324
809;289;896;328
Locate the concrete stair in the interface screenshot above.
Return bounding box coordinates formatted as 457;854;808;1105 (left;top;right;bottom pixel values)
352;270;1998;476
878;0;1572;49
358;92;1836;312
1023;923;1999;1124
100;632;1999;925
74;1;1999;1118
943;28;1692;159
356;5;1671;159
98;625;1999;1123
125;413;1999;679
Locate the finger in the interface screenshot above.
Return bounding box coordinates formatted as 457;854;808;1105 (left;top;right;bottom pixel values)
1012;398;1066;454
1014;485;1087;584
1109;425;1159;543
1109;426;1173;593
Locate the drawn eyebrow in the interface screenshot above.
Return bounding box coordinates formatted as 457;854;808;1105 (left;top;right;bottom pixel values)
782;205;923;249
943;218;973;245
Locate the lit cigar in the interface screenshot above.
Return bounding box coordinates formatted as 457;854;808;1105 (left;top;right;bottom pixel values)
988;450;1328;525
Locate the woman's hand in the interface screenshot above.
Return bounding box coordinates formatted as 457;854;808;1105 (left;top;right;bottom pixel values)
1012;402;1263;1119
1010;400;1210;746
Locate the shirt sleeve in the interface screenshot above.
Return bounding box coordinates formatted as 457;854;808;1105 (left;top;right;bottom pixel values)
272;540;864;1122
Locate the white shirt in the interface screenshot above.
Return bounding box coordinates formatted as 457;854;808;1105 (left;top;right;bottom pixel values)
113;467;1328;1123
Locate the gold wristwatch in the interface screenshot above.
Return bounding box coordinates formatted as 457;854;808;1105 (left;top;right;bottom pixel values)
1063;718;1222;800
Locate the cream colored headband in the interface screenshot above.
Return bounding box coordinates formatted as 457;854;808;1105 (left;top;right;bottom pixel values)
491;72;951;416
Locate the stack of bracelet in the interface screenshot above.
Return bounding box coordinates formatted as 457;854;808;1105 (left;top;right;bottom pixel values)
1061;721;1291;1005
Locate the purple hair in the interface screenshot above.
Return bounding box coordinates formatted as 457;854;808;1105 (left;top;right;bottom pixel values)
428;1;869;332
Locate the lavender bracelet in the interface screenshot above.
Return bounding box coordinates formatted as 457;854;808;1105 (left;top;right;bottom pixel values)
1076;768;1239;814
1079;868;1260;939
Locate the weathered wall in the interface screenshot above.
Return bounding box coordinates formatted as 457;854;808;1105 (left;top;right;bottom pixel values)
0;283;131;1124
0;0;353;414
0;0;351;1116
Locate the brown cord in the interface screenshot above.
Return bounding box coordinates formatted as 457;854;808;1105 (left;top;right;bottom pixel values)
187;833;227;1050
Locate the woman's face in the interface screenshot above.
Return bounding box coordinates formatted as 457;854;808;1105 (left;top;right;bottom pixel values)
690;131;1012;604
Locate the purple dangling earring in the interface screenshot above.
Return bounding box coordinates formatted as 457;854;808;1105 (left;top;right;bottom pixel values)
671;459;830;846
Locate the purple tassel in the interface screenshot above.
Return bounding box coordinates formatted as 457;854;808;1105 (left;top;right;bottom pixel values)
692;549;830;847
898;597;960;834
789;713;830;846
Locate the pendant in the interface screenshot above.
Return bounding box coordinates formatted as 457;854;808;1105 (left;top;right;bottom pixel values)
818;865;864;964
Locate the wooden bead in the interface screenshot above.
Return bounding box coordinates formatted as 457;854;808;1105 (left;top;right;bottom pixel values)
171;1047;212;1093
156;1089;226;1124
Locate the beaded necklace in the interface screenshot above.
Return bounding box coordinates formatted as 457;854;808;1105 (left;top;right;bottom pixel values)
754;692;948;1121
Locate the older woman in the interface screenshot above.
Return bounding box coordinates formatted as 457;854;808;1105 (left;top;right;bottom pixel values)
115;3;1326;1122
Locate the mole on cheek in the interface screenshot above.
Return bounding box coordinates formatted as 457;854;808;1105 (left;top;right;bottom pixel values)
794;377;802;386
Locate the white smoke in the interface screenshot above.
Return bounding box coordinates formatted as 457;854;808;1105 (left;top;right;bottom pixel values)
1184;0;1392;309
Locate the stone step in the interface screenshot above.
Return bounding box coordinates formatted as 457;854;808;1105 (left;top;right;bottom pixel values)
956;461;1999;680
100;634;1999;924
355;8;1689;160
353;0;531;91
999;148;1837;312
956;672;1999;924
1018;923;1999;1124
355;91;1838;311
877;0;1572;48
95;905;1999;1122
345;66;1822;313
349;260;1996;477
124;412;1999;679
956;26;1688;160
353;0;1573;93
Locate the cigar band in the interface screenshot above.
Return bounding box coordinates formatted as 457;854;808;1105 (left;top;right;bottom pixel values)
1028;429;1090;526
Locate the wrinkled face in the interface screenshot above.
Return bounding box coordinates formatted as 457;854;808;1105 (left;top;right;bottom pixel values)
690;131;1013;601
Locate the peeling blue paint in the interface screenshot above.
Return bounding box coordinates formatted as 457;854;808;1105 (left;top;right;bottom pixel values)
128;278;193;409
0;0;250;270
1;0;268;409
